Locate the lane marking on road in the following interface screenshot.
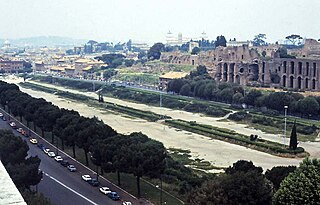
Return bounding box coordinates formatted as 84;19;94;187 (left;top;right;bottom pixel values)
43;172;99;205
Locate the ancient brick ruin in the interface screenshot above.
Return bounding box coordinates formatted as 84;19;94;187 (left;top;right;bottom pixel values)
160;39;320;91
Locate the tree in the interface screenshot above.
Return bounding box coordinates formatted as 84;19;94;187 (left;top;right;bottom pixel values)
289;121;298;150
220;87;234;103
147;43;165;60
125;132;167;198
179;84;192;96
297;96;319;117
188;170;272;205
273;158;320;205
232;92;243;104
189;65;209;79
103;69;117;80
167;78;187;94
225;160;263;175
276;47;296;59
191;47;200;55
253;34;267;46
243;89;262;106
265;166;296;190
285;34;303;46
215;35;227;47
124;59;135;67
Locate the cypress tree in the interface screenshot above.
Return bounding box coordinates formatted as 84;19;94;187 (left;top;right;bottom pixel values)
289;121;298;150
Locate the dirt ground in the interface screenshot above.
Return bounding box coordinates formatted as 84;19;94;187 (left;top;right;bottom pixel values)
3;77;316;171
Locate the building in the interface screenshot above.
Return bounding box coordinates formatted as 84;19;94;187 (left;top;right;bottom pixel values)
159;71;188;89
0;59;24;73
160;39;320;91
0;161;27;205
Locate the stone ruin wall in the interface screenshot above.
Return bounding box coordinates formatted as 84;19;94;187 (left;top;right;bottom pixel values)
160;42;320;91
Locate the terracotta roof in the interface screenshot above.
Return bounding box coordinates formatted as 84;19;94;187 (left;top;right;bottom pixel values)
50;66;65;71
75;58;93;63
82;65;93;71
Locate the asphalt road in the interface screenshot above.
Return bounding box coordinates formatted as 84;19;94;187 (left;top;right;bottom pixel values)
0;108;150;205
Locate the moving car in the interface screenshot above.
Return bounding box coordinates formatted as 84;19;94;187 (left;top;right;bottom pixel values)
29;138;38;144
99;187;111;195
81;175;92;181
107;192;120;200
2;116;6;121
122;202;132;205
67;164;77;172
0;113;3;117
48;151;56;158
88;179;100;186
54;156;63;162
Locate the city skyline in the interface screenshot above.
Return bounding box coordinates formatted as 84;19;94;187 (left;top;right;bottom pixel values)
0;0;319;44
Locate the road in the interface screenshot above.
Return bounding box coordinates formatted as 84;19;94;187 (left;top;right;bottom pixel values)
0;108;150;205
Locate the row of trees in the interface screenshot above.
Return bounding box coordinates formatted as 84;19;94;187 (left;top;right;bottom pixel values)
0;130;51;204
0;80;204;199
167;66;320;118
188;159;320;205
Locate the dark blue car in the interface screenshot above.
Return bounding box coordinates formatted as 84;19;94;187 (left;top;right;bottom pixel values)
107;192;120;200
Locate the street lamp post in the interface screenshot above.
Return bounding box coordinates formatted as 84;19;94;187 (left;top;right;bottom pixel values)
283;105;288;146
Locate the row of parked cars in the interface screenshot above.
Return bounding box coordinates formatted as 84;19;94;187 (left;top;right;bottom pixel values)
38;143;77;172
81;174;132;204
2;112;132;205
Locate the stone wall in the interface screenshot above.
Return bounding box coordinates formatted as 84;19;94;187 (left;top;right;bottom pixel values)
161;43;320;91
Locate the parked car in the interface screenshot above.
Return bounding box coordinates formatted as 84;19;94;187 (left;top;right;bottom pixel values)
48;151;56;158
21;130;27;136
99;187;111;195
54;156;63;162
122;202;132;205
9;121;16;128
29;138;38;144
43;148;50;154
81;175;92;182
0;113;3;117
61;160;70;167
37;144;44;150
2;116;6;121
88;179;100;186
67;164;77;172
107;192;120;201
17;128;23;133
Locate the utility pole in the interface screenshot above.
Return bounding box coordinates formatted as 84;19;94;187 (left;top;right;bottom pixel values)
283;105;288;146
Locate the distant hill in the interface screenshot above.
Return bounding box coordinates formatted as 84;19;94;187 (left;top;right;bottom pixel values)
0;36;87;47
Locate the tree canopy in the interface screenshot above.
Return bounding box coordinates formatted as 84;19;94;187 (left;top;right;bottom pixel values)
253;34;267;46
273;158;320;205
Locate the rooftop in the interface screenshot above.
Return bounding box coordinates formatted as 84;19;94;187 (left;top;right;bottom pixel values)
0;160;27;205
160;71;188;79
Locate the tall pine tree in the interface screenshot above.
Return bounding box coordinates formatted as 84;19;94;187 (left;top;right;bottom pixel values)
289;121;298;150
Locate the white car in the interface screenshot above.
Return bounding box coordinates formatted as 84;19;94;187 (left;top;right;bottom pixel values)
43;148;50;154
99;187;111;195
0;113;3;117
9;122;16;128
48;151;56;158
122;202;132;205
54;156;63;162
81;175;92;181
67;165;77;172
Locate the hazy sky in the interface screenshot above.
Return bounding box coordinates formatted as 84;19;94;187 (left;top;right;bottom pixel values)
1;0;319;44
